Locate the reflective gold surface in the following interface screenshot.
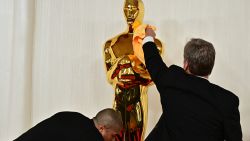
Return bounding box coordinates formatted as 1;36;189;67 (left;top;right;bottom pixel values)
103;0;163;140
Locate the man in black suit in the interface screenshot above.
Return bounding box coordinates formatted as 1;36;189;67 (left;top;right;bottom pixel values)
14;108;123;141
141;28;242;141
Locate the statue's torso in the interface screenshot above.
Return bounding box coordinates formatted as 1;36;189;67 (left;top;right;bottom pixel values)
111;34;134;58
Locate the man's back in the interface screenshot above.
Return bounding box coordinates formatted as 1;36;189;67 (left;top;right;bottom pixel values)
14;112;103;141
163;66;240;140
143;42;242;141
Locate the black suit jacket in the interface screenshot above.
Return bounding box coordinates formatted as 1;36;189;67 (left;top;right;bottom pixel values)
143;42;242;141
14;112;104;141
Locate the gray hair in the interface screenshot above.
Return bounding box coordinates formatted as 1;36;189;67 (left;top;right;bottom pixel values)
184;38;215;76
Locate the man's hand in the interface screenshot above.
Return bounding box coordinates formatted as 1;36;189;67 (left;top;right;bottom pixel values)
145;26;156;38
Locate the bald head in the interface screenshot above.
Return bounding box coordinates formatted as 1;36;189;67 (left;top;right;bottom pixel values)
93;108;123;133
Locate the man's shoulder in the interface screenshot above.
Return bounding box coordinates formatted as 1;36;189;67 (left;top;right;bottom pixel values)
169;64;182;69
210;83;239;103
53;111;85;116
168;65;185;74
51;111;90;121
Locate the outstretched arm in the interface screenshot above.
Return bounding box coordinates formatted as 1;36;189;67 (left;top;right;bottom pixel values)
142;28;169;86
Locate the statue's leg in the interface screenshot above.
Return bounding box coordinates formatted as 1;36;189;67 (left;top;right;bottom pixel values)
114;85;144;141
127;86;143;141
114;86;131;141
127;101;143;141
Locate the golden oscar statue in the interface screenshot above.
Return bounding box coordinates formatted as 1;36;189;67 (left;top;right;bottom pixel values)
103;0;162;140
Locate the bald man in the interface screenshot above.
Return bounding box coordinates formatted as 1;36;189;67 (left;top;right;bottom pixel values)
15;108;123;141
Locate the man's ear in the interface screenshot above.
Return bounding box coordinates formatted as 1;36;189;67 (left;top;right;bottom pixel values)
97;124;105;132
183;60;189;71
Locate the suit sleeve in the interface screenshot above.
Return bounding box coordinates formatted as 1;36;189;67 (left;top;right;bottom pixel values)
143;42;169;86
224;96;242;141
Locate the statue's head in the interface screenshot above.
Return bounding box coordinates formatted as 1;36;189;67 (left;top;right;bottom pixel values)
123;0;144;25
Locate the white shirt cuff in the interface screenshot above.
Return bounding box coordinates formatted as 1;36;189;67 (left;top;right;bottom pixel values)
143;36;154;45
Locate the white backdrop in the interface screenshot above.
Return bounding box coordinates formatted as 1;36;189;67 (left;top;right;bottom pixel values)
0;0;249;140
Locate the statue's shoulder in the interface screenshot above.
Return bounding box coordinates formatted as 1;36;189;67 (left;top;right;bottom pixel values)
154;38;164;54
104;32;129;48
155;38;163;47
104;39;112;50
